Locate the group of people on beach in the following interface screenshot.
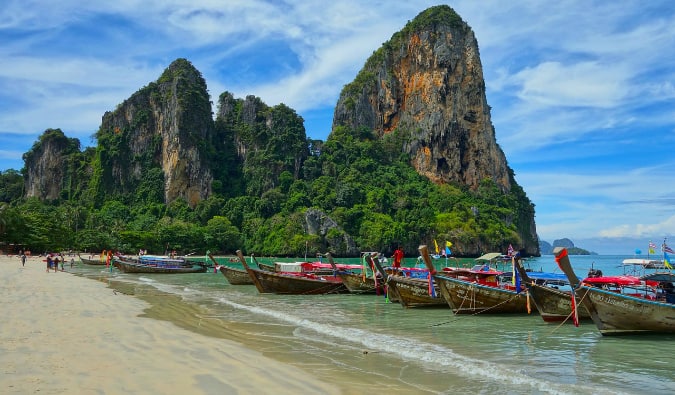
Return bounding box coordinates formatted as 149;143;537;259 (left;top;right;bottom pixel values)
43;253;74;272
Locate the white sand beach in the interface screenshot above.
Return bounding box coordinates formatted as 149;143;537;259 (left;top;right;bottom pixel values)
0;254;339;394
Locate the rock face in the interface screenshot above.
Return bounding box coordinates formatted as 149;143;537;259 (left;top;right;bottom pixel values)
23;129;81;201
97;58;214;207
304;208;358;256
539;240;553;255
333;5;510;193
553;238;575;249
216;92;309;196
18;6;539;256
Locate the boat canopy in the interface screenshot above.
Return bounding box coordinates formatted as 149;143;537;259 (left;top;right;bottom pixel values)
582;275;642;286
641;272;675;282
526;272;569;282
476;252;502;261
139;255;186;264
274;261;362;273
622;258;664;267
274;262;309;272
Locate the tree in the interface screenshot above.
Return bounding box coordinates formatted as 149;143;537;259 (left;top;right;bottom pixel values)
203;216;240;253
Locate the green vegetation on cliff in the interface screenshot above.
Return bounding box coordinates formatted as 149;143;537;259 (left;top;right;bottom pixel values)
0;23;536;257
0;113;532;256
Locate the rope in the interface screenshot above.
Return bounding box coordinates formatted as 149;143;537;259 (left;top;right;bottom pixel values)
430;290;526;327
547;286;591;334
451;283;472;315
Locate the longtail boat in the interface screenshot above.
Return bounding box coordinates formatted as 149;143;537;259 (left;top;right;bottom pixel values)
381;246;444;308
112;256;208;274
251;255;342;276
513;257;589;323
369;254;401;303
257;262;276;272
237;251;349;295
219;265;254;284
386;274;446;308
367;246;445;308
208;254;253;285
555;247;675;335
78;253;106;265
326;252;385;294
420;245;535;314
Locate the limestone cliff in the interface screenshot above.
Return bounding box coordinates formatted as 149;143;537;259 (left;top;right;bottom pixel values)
332;5;538;255
333;5;509;193
16;6;540;256
95;58;214;207
304;208;358;256
216;92;308;196
23;129;83;201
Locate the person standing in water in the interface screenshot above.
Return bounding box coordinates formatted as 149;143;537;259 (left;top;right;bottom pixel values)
392;246;404;269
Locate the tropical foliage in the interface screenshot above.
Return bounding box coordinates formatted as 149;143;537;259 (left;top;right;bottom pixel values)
0;60;536;257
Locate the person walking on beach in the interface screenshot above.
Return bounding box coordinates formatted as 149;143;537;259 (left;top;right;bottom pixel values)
46;255;53;272
21;253;26;266
53;256;60;272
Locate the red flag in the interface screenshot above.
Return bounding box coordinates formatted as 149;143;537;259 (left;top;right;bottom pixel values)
570;291;579;327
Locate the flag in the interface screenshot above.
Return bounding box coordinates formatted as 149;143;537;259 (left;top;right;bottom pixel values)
428;272;436;297
665;252;673;270
512;257;521;293
663;243;675;254
445;241;452;256
446;241;452;248
434;239;439;254
507;244;515;256
649;241;657;255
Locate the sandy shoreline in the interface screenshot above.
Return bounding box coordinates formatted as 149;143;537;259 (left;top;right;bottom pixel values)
0;254;340;394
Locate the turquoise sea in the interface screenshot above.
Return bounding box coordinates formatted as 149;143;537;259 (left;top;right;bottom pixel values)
71;254;675;394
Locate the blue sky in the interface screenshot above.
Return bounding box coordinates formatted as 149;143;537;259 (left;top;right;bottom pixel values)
1;1;674;254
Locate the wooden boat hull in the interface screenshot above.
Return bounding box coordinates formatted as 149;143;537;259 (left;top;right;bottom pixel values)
78;254;106;265
554;247;675;335
219;265;253;285
434;275;534;314
339;272;385;294
113;259;207;274
246;268;348;295
257;262;275;271
525;283;590;322
576;286;675;335
387;276;446;308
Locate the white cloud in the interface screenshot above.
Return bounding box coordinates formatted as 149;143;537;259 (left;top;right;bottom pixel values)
599;215;675;238
513;61;630;108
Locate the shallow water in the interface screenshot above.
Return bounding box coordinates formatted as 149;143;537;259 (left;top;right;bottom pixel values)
72;255;675;394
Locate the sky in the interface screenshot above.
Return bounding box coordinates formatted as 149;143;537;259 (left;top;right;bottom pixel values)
1;1;674;255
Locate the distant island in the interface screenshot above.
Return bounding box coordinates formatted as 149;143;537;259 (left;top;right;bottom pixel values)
539;238;596;255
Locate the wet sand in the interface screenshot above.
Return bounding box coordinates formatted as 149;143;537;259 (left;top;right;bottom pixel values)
0;254;340;394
